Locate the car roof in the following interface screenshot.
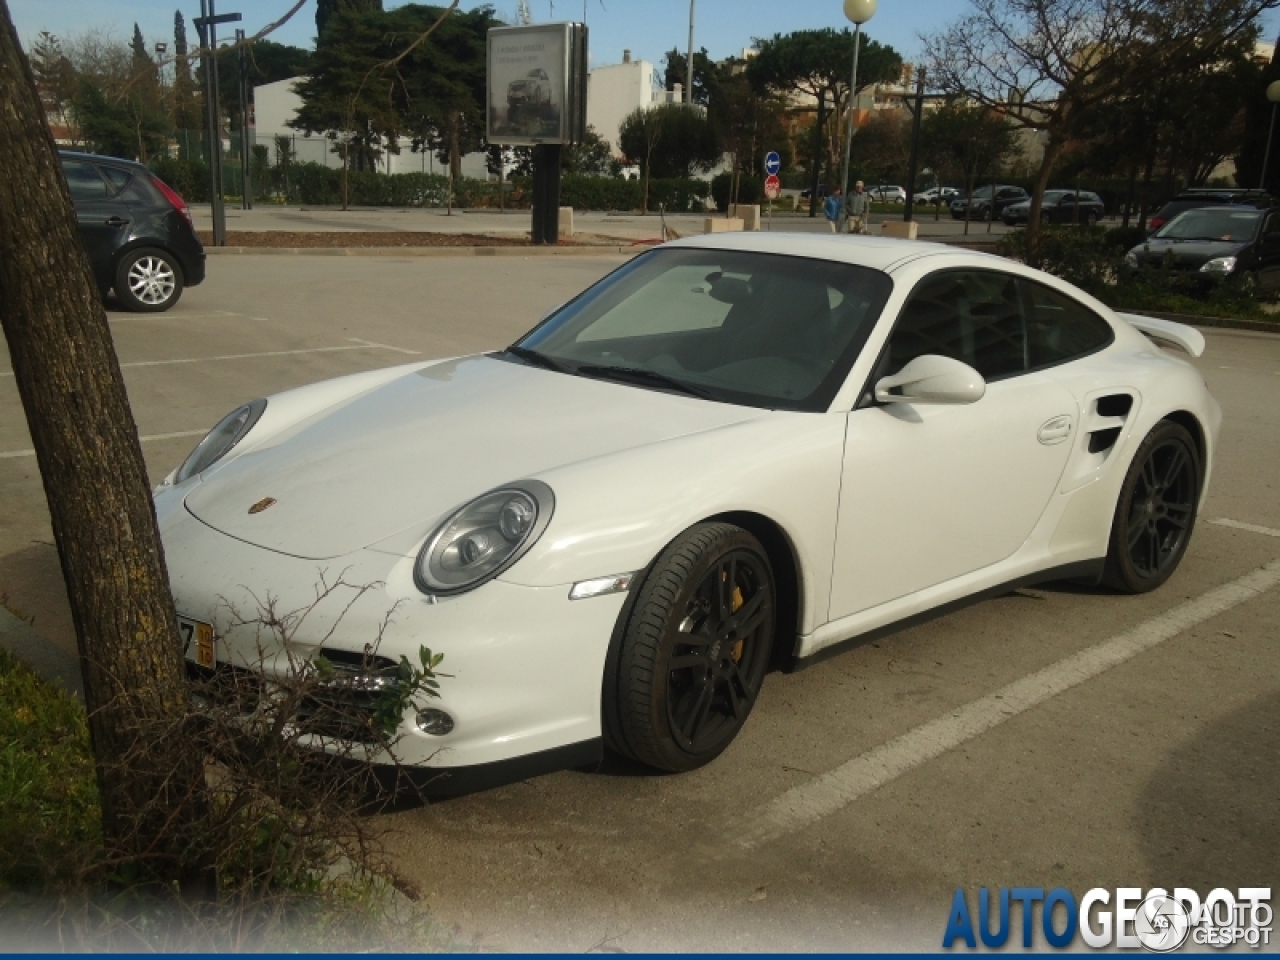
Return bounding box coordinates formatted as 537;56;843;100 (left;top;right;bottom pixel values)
57;150;146;171
666;231;997;273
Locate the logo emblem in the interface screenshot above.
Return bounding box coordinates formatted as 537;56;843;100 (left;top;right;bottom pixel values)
248;497;277;515
1135;894;1191;953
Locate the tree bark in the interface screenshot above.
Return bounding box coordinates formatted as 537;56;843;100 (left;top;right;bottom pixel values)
0;2;210;891
1025;138;1066;261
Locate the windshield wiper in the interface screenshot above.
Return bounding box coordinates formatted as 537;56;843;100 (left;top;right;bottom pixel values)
503;345;571;373
576;364;716;401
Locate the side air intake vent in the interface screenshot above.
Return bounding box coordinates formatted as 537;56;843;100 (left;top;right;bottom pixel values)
1095;394;1134;418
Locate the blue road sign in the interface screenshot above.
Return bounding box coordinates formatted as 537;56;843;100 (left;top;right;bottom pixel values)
764;152;781;176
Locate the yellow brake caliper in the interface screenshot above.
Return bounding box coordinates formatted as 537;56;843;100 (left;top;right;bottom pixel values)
730;582;745;663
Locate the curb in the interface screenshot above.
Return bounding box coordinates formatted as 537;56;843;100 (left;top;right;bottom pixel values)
0;606;83;702
205;244;640;257
1122;309;1280;336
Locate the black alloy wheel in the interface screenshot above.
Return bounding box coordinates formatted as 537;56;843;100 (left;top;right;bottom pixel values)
606;523;775;772
1103;421;1200;593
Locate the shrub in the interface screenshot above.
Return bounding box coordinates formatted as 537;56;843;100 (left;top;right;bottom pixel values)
150;157;210;203
711;173;762;213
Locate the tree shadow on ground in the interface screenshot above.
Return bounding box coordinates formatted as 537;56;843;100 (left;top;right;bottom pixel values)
1135;690;1280;888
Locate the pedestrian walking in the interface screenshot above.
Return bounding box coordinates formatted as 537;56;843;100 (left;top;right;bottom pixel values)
846;180;871;235
823;188;843;233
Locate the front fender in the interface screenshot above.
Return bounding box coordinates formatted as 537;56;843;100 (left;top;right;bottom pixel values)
502;412;848;636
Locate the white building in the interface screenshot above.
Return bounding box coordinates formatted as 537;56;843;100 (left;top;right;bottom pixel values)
586;50;661;157
253;77;490;178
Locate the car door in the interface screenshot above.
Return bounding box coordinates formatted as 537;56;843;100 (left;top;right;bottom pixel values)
61;158;133;292
828;268;1079;621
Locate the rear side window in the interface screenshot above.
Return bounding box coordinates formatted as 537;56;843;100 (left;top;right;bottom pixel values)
1022;280;1114;369
61;160;108;201
98;165;132;194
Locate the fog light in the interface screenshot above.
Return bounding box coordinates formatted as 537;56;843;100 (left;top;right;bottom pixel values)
415;709;454;736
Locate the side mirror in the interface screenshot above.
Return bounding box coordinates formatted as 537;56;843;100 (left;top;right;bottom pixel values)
875;355;986;405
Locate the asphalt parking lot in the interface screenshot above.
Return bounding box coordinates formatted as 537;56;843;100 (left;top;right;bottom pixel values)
1;253;1278;951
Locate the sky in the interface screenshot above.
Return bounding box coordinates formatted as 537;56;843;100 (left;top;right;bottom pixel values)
11;0;1280;74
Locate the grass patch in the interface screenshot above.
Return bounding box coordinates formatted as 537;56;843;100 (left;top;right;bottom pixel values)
0;647;100;893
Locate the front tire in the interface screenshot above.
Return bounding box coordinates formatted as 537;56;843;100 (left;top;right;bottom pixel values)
115;247;183;312
608;523;775;772
1102;421;1201;593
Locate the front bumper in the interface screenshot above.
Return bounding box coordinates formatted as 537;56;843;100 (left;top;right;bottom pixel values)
161;504;627;772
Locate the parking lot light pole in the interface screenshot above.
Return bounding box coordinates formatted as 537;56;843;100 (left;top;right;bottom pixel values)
838;0;876;234
903;66;925;222
1260;80;1280;192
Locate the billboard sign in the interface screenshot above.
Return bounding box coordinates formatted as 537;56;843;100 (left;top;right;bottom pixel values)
487;22;588;146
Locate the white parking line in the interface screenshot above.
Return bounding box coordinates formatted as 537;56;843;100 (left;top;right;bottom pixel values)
344;337;421;355
728;557;1280;852
0;429;207;460
1209;517;1280;538
0;340;417;376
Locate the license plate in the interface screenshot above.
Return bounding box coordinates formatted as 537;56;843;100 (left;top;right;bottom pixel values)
178;615;216;668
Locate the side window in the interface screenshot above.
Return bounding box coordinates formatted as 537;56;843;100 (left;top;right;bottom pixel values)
98;165;132;194
1022;279;1114;369
61;160;108;201
888;270;1026;381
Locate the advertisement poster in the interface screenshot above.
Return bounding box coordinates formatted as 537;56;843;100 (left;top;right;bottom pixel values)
488;23;585;146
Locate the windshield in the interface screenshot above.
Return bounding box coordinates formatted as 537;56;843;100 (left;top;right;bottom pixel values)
1156;209;1261;242
969;186;995;199
512;248;893;412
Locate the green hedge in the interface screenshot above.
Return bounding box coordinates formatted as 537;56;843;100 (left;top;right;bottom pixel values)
147;158;715;212
711;173;762;213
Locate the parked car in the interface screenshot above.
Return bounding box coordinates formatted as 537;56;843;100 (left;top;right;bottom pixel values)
158;232;1220;793
951;184;1029;221
1002;190;1106;226
915;186;959;206
799;184;830;200
59;150;205;312
869;184;907;203
1146;188;1273;234
1125;205;1280;293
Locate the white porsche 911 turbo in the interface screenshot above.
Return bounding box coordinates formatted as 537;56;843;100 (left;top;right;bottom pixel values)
154;233;1220;791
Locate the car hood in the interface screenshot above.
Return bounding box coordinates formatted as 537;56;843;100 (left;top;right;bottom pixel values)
1131;239;1248;269
183;355;761;560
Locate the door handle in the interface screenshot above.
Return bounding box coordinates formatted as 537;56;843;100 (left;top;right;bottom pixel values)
1038;415;1074;445
104;217;130;227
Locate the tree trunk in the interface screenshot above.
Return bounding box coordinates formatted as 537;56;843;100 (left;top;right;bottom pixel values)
1025;138;1066;261
808;91;825;218
448;111;462;184
0;4;210;892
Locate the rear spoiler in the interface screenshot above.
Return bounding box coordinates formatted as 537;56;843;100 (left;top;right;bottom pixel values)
1117;313;1205;358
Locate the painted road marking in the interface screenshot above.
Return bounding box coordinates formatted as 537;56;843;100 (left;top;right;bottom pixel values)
0;429;207;460
0;339;418;376
344;337;421;355
1209;517;1280;538
729;557;1280;851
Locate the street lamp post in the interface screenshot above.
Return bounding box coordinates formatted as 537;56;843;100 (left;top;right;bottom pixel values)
1260;79;1280;192
838;0;876;233
686;0;696;105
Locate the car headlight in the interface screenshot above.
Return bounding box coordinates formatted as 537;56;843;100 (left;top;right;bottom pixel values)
1200;256;1237;274
174;398;267;484
1124;251;1139;268
414;480;554;596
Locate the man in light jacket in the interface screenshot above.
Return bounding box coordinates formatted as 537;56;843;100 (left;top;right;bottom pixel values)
845;180;871;235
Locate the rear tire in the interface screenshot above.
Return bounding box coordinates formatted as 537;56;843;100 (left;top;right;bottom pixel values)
115;247;183;312
607;523;775;772
1102;421;1201;593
